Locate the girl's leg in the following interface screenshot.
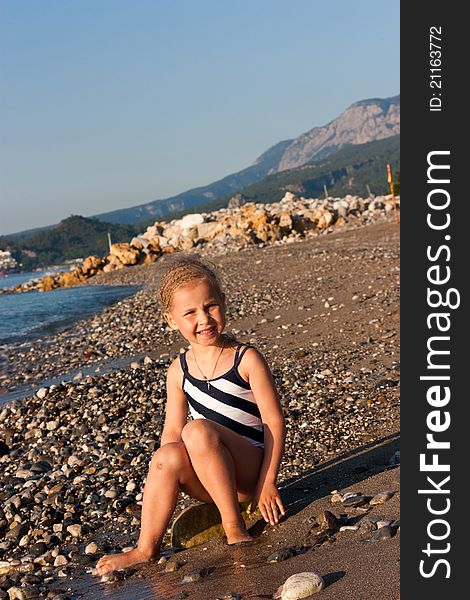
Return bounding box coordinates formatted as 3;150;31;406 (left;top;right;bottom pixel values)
181;420;264;544
96;441;212;575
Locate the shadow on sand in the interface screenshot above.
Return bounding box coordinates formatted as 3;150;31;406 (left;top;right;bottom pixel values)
73;432;399;599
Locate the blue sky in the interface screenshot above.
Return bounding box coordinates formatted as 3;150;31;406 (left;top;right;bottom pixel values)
0;0;399;235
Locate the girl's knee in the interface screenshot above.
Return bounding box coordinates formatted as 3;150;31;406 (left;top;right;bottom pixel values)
151;442;187;472
181;420;219;450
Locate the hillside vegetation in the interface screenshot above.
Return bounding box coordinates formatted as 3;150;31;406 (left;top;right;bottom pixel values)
0;216;152;271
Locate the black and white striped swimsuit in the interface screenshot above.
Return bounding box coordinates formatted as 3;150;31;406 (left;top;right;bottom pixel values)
180;344;264;449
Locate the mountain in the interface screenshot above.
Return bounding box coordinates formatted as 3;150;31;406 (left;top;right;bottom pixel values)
92;139;293;225
217;134;400;205
274;95;400;171
94;94;399;224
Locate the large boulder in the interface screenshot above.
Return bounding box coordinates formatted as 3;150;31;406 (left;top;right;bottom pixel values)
81;255;104;276
180;213;204;229
59;268;84;287
40;275;59;292
109;243;140;266
103;254;124;272
197;221;219;240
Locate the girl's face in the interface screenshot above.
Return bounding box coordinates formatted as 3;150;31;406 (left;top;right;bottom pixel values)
165;278;226;346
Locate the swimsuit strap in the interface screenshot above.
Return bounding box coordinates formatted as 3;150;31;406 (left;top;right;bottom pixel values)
179;350;189;373
234;343;252;368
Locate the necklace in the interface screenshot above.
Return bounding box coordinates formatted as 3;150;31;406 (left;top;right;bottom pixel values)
192;341;225;389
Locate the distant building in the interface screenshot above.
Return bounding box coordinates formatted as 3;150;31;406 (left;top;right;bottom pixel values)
0;249;18;271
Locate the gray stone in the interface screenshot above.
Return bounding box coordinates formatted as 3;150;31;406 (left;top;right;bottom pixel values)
342;493;366;507
370;491;395;505
371;525;393;540
281;572;325;599
267;547;298;563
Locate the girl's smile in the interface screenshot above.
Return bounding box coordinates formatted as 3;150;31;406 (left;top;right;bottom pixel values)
165;278;226;346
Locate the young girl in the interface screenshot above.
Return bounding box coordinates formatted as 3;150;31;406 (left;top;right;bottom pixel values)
96;255;286;575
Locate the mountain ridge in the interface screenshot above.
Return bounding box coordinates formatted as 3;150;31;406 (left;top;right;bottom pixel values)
93;93;400;224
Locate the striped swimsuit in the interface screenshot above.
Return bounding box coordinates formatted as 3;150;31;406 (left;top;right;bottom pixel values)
180;344;264;449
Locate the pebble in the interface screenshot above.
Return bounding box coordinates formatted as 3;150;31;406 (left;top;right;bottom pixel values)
53;555;68;567
66;524;82;538
165;560;184;572
370;491;395;505
84;542;99;555
370;525;393;541
340;525;359;532
341;493;367;507
279;572;325;599
267;547;298;563
316;510;340;531
7;587;39;600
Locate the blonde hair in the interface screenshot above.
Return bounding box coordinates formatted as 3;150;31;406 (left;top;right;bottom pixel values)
159;254;224;313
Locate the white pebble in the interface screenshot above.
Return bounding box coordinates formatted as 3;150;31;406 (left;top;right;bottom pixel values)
281;572;325;599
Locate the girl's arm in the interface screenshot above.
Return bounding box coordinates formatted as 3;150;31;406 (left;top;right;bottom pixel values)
240;348;286;525
160;359;188;446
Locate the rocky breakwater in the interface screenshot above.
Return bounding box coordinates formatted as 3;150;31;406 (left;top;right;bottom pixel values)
2;193;399;294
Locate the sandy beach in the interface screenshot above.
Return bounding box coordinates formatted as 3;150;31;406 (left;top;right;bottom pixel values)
0;219;400;599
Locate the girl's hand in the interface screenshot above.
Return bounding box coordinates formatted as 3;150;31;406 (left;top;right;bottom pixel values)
252;482;285;526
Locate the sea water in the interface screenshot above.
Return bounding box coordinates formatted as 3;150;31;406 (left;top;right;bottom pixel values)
0;283;140;345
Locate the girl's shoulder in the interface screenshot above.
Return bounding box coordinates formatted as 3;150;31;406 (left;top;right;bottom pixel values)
167;353;185;383
236;343;270;381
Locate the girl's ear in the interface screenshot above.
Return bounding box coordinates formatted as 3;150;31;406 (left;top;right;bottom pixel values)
164;313;178;330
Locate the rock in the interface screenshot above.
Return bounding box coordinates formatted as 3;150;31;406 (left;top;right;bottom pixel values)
376;520;393;529
36;387;49;399
280;572;325;599
267;546;298;563
341;493;367;507
165;560;184;572
370;491;395;505
330;492;342;504
54;555;68;567
66;524;82;537
180;213;204;229
40;275;59;292
82;255;104;276
7;586;39;599
316;510;340;531
370;525;393;541
85;542;99;555
181;566;214;583
29;542;47;556
340;525;359;532
103;254;124;272
182;572;202;583
109;243;140;266
216;594;241;600
59;269;84;288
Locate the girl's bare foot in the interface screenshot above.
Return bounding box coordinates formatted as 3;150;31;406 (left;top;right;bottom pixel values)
95;547;157;575
223;521;254;545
